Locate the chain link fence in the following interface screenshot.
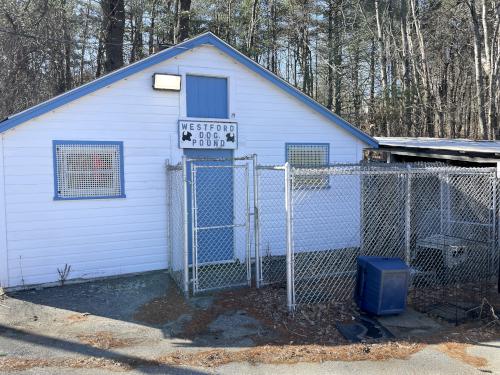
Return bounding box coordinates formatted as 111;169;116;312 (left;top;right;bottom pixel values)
287;163;499;311
168;158;498;316
191;163;251;293
256;166;287;286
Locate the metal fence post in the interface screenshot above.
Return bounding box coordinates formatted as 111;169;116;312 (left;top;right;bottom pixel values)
253;154;261;288
492;174;499;291
191;165;199;294
181;156;190;297
245;164;252;287
285;162;294;311
166;160;172;274
405;166;411;265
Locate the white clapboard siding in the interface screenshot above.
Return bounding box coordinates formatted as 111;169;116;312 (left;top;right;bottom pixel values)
1;44;366;288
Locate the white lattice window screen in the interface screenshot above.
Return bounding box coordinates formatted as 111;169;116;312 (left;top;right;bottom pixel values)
55;143;122;198
287;144;329;188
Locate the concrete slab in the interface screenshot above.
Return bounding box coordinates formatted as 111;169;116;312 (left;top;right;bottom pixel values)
377;308;445;337
468;339;500;372
208;310;262;340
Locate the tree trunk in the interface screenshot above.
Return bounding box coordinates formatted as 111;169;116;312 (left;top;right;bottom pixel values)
410;0;434;137
326;0;334;110
269;0;277;73
148;0;157;54
375;0;389;136
332;0;342;115
62;0;72;91
175;0;191;42
101;0;125;73
368;37;376;134
96;31;104;77
130;7;144;63
79;0;91;84
468;0;488;139
400;0;412;136
246;0;259;55
226;0;232;43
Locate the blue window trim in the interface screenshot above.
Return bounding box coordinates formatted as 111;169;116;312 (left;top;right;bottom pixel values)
52;140;126;201
285;143;330;166
0;33;377;148
285;143;330;189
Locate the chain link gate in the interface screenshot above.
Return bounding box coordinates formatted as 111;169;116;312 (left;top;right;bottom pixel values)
191;162;251;293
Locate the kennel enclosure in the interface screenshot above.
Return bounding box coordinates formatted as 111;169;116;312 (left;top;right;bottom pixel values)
168;159;499;316
285;163;498;314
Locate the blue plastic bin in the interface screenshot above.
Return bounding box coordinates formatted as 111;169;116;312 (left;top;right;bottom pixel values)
355;256;409;315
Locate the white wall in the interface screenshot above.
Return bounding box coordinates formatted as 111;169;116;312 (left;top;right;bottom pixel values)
1;44;366;288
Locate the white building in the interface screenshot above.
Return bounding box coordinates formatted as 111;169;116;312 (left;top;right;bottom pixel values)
0;32;377;290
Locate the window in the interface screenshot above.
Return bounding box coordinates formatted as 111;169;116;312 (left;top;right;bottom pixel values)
186;75;228;118
286;143;329;188
53;141;125;200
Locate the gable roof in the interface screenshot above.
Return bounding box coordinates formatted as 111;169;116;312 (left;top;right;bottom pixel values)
0;32;377;147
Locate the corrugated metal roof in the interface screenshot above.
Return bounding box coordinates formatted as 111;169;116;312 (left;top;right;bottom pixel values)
376;137;500;154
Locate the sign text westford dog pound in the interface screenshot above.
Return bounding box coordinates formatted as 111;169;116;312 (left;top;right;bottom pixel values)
178;120;238;149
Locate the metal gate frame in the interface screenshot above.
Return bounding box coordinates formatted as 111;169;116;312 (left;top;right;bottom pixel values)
172;154;258;295
191;162;250;293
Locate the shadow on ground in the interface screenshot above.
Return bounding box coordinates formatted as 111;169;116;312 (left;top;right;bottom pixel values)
1;270;499;373
0;324;208;374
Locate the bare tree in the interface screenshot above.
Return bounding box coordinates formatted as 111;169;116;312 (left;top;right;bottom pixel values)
1;0;499;141
101;0;125;73
175;0;191;42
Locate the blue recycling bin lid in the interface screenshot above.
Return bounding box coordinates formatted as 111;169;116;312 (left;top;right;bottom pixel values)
358;256;409;271
356;256;410;315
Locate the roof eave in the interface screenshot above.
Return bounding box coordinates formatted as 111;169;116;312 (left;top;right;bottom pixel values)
0;32;377;148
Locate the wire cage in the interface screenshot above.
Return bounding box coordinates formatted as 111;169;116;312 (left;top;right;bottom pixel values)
166;155;257;296
168;157;498;323
286;163;499;322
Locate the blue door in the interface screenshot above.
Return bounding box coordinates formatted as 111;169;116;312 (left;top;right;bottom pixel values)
185;149;234;265
186;75;228;119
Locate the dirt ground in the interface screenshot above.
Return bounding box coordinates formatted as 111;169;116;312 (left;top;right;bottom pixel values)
0;270;499;374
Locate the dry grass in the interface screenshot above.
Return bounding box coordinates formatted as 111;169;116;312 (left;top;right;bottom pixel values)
157;342;425;368
77;331;138;349
0;342;425;371
133;284;192;325
1;337;497;372
437;342;488;368
181;286;353;345
66;313;89;324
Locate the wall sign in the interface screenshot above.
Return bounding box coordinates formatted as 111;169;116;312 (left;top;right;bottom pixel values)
178;120;238;149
